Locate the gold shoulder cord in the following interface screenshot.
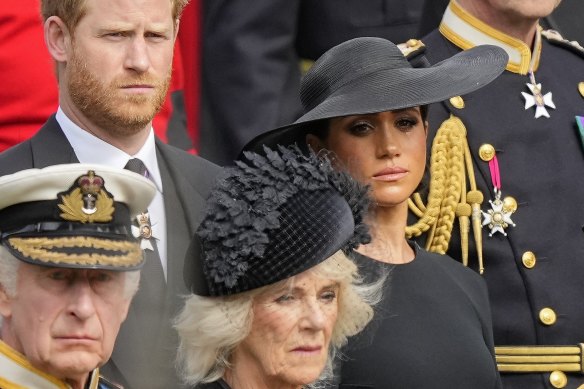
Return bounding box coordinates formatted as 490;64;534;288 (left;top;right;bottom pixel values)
406;115;485;273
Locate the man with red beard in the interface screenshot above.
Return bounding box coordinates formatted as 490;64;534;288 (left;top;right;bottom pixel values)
0;0;220;388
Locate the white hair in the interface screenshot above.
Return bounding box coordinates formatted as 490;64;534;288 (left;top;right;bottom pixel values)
123;269;141;299
174;250;384;387
0;245;140;328
0;245;19;297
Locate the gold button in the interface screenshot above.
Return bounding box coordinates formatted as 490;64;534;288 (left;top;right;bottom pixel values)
503;196;518;213
539;307;557;326
478;144;496;161
407;38;419;47
578;82;584;98
549;370;567;388
522;251;536;269
449;96;465;109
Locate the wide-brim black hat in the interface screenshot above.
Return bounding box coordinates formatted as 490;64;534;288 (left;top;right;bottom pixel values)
0;164;156;271
243;37;508;154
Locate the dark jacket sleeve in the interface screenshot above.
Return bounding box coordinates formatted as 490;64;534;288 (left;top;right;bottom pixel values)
199;0;303;166
435;255;502;389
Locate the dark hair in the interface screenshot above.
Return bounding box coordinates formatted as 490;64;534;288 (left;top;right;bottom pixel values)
308;105;429;142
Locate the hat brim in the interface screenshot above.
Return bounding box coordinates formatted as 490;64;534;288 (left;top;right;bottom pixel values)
243;45;507;155
186;188;355;296
3;231;144;271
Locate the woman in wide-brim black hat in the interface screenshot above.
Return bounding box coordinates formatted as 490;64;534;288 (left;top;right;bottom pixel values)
243;37;506;388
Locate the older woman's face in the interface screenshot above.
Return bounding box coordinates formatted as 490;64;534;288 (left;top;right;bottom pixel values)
233;270;339;387
308;108;427;208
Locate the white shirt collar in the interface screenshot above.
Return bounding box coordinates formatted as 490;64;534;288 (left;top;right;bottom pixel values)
56;107;163;192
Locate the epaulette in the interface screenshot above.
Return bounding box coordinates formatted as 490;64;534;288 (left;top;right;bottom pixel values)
398;38;430;68
541;29;584;59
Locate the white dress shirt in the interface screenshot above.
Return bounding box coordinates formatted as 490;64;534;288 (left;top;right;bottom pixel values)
56;107;168;280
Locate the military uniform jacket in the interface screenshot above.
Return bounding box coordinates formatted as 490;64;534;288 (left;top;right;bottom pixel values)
0;116;221;389
420;2;584;388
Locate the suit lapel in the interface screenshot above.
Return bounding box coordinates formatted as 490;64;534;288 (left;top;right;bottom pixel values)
156;150;190;305
102;144;191;389
30;116;79;166
155;140;206;234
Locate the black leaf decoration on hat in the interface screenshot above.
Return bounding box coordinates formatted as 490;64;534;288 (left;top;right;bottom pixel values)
197;145;371;289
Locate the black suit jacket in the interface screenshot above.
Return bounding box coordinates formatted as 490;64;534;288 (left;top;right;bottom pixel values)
0;116;221;389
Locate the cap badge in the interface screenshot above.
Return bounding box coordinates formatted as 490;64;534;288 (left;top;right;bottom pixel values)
58;171;114;223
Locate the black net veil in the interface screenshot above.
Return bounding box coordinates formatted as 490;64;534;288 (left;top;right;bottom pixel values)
193;145;371;296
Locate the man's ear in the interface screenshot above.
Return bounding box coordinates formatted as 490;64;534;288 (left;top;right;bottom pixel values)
44;16;73;63
174;19;180;40
306;134;325;153
0;285;13;320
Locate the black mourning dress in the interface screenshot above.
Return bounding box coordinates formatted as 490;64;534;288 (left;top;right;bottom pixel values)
338;244;501;389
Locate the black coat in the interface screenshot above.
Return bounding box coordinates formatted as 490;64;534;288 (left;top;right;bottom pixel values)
0;116;221;389
338;247;500;388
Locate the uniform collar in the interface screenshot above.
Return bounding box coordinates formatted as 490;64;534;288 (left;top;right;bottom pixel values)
439;0;542;75
0;340;100;389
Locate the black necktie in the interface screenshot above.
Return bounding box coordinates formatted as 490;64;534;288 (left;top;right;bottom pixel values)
124;157;148;177
103;159;169;387
123;158;166;293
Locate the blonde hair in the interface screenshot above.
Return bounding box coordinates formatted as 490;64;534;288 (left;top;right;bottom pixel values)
174;250;382;387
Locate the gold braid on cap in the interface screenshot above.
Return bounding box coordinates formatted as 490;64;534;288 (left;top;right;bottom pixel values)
8;236;142;268
406;115;485;273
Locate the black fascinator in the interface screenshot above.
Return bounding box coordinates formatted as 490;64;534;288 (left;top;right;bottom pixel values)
185;146;371;296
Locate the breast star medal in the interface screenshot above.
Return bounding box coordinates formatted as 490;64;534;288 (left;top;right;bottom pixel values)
521;73;555;119
482;189;516;236
479;150;517;237
131;212;154;250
